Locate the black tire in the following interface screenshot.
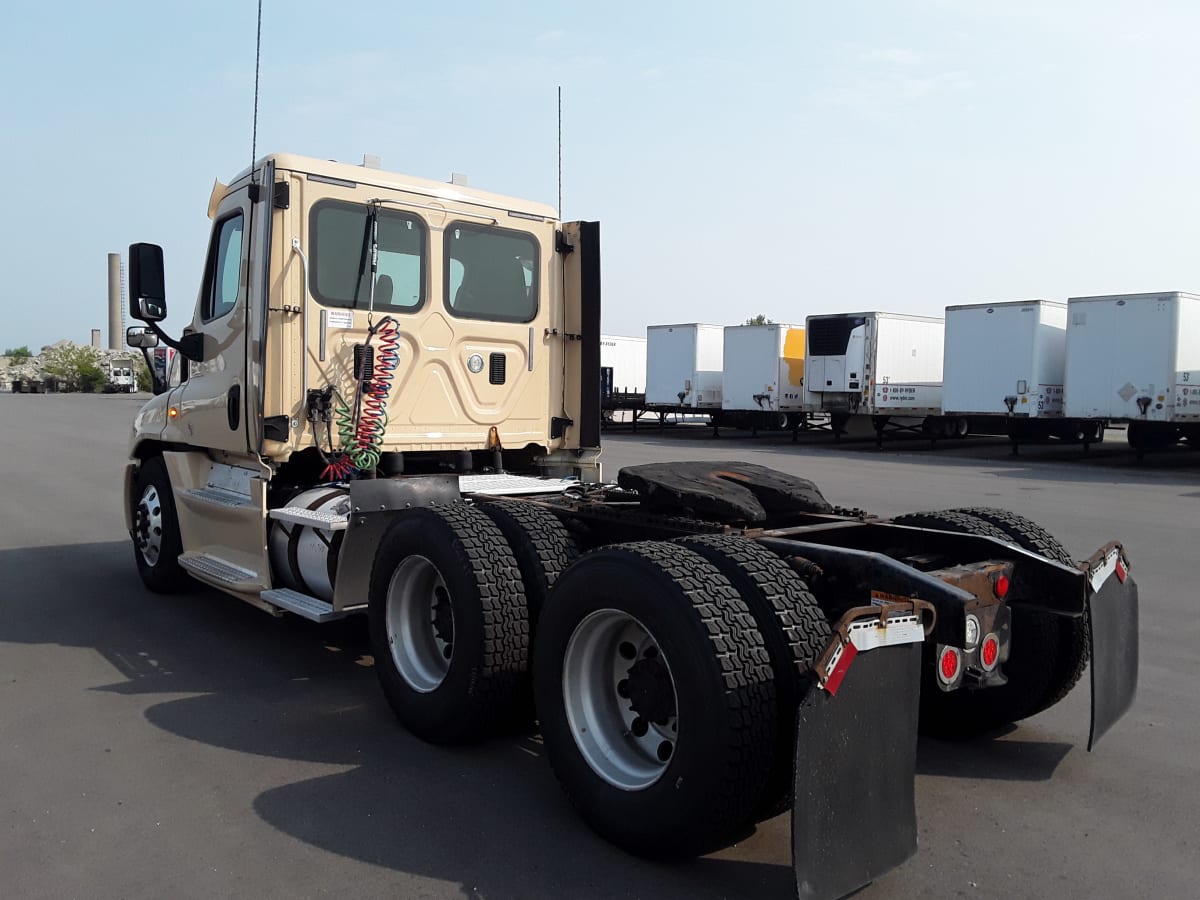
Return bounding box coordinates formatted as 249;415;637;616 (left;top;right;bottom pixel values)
477;499;579;635
891;510;1062;737
130;456;191;593
678;535;829;820
368;504;528;744
534;541;776;858
951;507;1089;715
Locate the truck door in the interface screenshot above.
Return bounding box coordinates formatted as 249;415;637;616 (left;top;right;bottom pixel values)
177;176;265;454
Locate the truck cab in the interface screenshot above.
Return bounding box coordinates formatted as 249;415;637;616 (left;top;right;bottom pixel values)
124;153;600;611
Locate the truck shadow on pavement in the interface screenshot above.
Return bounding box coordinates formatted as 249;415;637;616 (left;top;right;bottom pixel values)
0;541;1077;899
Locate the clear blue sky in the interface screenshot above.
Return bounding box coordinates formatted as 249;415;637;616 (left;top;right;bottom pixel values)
3;0;1198;351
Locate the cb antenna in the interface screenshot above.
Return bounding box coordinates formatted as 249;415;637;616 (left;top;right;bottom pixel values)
250;0;263;186
557;85;562;216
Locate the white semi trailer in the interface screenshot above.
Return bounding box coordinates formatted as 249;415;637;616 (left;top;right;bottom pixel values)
599;334;647;397
645;323;724;410
599;334;648;426
943;300;1104;452
720;323;807;430
803;312;953;442
120;152;1138;900
1065;291;1200;454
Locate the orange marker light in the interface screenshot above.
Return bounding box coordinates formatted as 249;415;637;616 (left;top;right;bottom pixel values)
168;407;179;419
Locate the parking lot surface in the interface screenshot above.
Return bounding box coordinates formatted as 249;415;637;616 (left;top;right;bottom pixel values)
2;393;1196;899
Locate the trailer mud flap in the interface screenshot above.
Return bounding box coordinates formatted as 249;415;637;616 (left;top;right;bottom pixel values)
1086;560;1139;750
793;638;922;900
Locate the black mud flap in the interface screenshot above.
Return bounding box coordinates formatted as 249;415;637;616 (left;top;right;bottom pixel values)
793;641;921;900
1087;570;1139;750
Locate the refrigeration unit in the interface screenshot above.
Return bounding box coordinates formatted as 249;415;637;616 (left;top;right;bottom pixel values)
803;312;945;438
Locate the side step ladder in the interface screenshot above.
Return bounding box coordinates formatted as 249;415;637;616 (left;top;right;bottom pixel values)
260;588;362;623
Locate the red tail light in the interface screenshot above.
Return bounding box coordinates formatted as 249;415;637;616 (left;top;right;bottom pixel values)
938;646;960;683
980;634;1000;671
994;574;1010;598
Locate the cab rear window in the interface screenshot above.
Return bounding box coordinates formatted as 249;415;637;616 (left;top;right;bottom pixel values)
311;201;426;311
445;223;538;323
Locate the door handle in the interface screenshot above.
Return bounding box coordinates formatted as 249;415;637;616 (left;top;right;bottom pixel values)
227;385;241;430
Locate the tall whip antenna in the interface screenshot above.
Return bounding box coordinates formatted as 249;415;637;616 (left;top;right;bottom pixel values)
250;0;263;183
557;85;562;216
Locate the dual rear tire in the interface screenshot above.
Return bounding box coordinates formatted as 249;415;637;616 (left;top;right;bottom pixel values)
368;505;829;857
533;539;825;857
891;508;1089;737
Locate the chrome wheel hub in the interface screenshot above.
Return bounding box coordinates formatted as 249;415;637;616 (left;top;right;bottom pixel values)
385;555;455;693
562;609;679;791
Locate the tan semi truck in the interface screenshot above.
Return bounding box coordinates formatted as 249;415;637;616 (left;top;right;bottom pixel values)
123;153;1138;900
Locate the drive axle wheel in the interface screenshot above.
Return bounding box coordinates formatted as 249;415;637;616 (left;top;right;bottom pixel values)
679;535;830;820
563;609;680;790
368;505;528;744
131;456;190;593
952;507;1090;715
892;510;1067;737
477;499;578;635
534;541;776;858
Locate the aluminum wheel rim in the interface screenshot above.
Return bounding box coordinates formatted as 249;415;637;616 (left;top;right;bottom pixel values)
562;609;679;791
385;555;455;693
134;484;164;566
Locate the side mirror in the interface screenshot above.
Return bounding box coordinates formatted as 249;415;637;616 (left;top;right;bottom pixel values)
129;243;167;322
126;326;160;349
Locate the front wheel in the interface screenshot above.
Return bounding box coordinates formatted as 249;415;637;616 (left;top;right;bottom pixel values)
131;456;190;593
534;541;776;858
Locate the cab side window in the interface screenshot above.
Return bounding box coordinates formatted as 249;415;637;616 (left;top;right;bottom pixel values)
203;213;245;322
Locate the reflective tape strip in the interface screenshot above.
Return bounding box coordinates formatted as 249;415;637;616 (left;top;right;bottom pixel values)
819;613;926;694
847;614;926;652
1089;548;1122;592
822;641;858;696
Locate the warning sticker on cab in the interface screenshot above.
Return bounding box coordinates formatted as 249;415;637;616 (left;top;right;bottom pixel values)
326;310;355;329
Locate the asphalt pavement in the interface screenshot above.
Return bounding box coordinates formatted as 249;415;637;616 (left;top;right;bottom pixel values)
1;393;1196;899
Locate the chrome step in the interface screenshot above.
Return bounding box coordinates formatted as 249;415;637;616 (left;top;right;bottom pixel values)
260;588;359;623
179;552;260;587
181;487;255;509
269;506;349;531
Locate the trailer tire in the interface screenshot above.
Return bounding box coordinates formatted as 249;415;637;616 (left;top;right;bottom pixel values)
679;535;829;820
534;541;776;858
891;510;1062;737
131;456;191;594
368;505;528;744
951;507;1089;715
477;499;579;634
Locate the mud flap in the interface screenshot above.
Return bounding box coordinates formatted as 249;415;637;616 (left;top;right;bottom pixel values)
1087;570;1139;750
793;641;922;900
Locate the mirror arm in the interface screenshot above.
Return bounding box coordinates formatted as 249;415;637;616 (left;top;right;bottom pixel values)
145;321;204;363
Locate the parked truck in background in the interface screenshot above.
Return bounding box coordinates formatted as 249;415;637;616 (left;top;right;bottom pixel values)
103;358;139;393
122;152;1138;900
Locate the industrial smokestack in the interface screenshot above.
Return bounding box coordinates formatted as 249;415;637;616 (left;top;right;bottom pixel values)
107;253;123;350
91;329;101;348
